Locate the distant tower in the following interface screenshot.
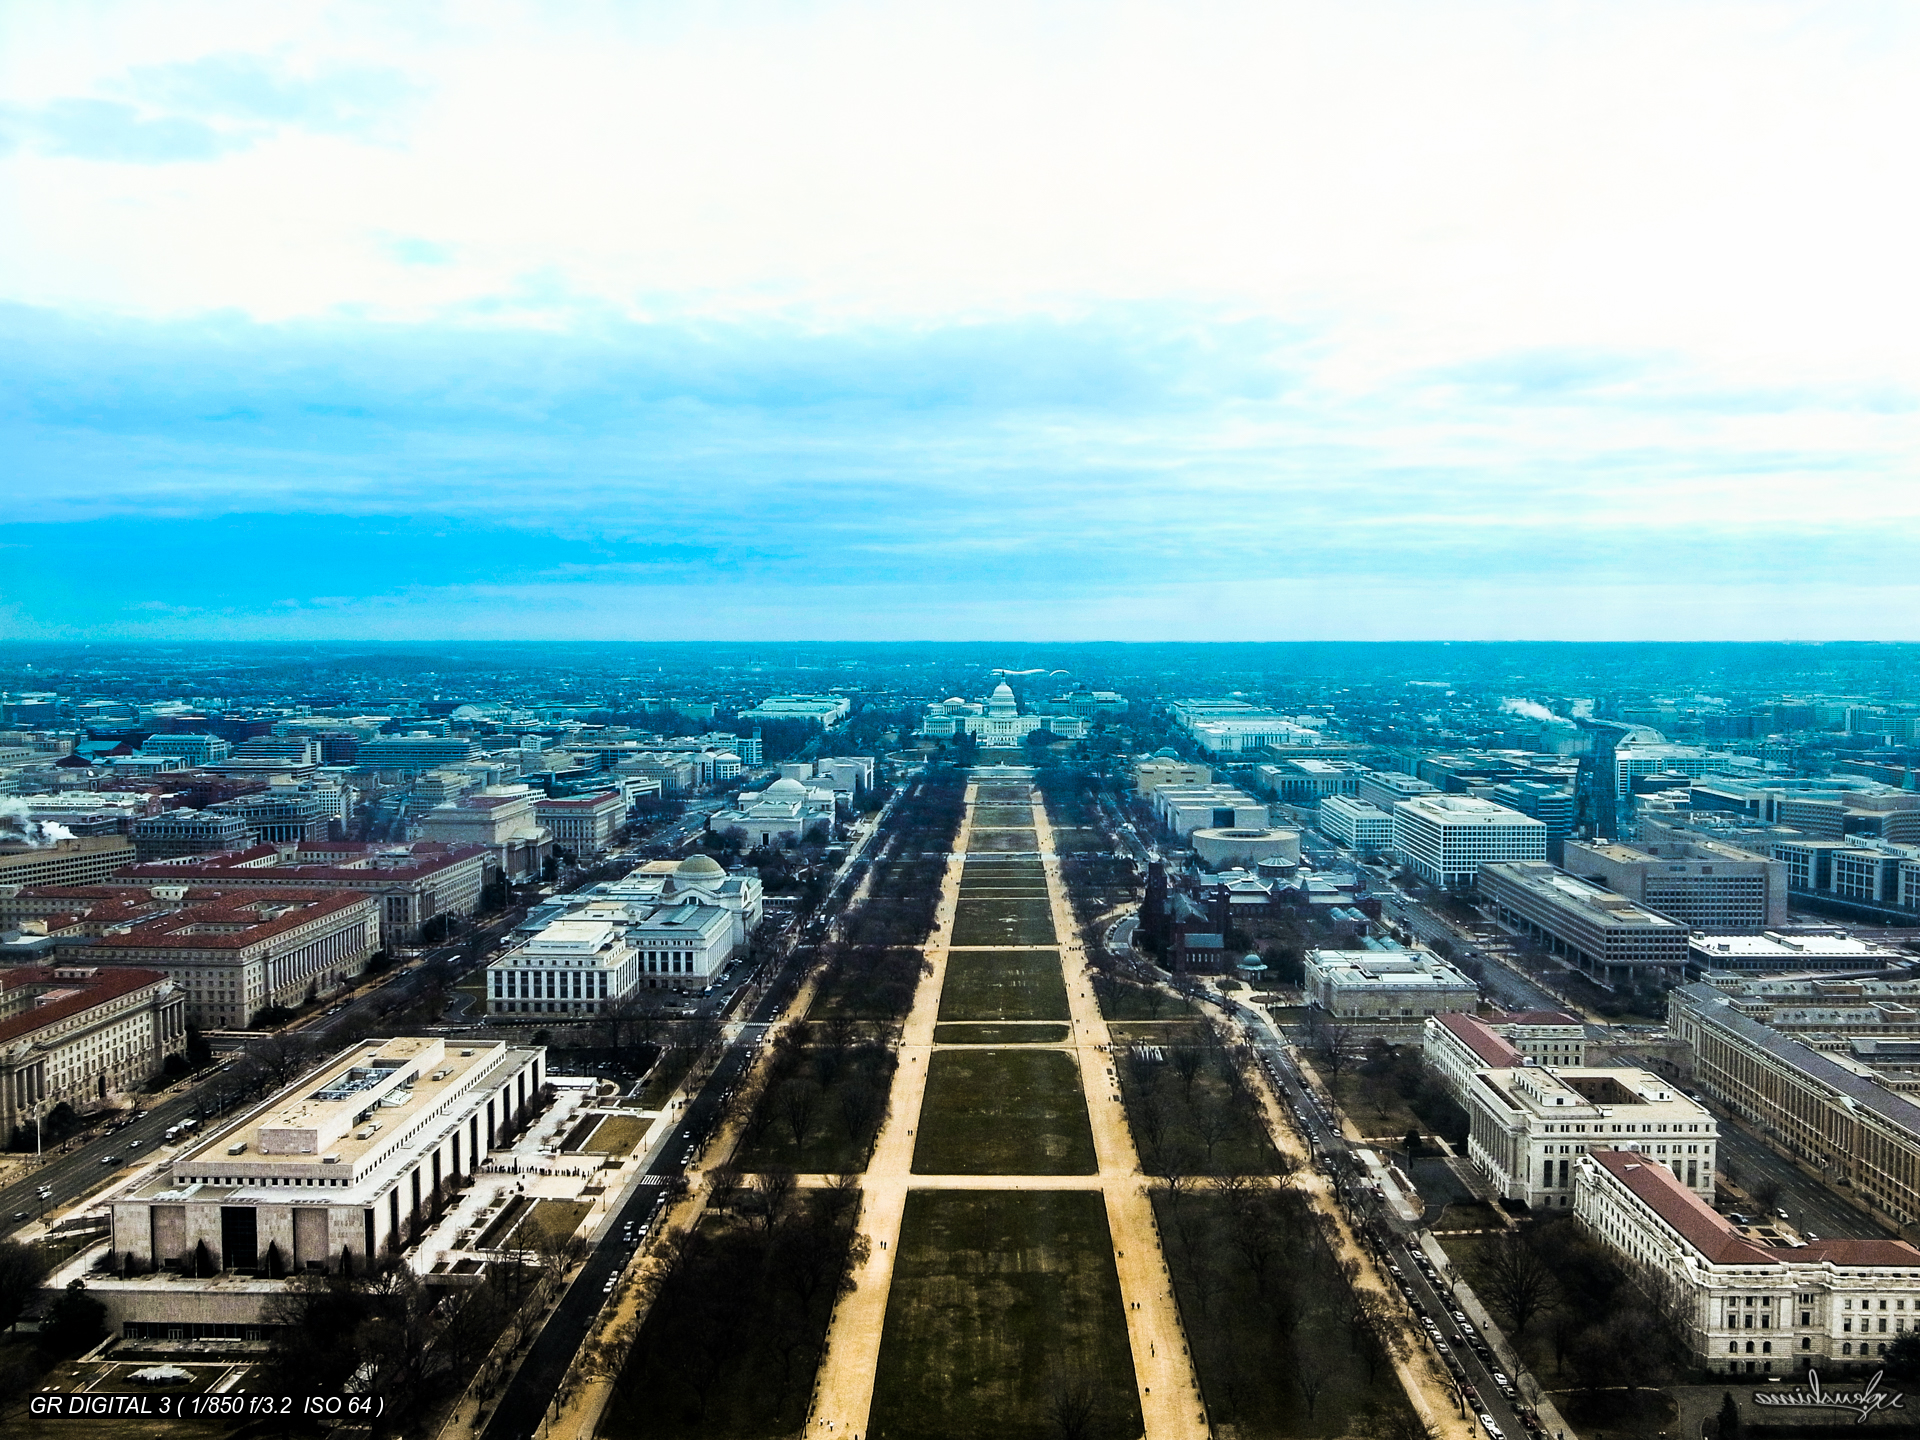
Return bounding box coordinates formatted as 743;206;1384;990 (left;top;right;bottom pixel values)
1574;719;1638;843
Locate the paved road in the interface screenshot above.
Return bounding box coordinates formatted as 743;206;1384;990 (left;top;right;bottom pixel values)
1379;895;1568;1015
1710;1115;1892;1242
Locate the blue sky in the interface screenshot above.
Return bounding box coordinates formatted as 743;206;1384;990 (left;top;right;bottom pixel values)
2;1;1917;640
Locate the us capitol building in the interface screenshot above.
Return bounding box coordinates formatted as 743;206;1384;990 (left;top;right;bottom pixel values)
920;682;1065;745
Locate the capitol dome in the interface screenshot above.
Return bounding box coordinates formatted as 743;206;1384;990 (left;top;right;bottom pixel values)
676;853;725;879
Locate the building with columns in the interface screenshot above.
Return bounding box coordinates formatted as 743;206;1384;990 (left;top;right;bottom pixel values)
0;884;379;1027
1575;1146;1920;1376
0;965;186;1141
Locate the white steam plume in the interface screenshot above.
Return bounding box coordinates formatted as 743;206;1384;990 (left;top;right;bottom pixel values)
0;798;76;848
1499;698;1575;727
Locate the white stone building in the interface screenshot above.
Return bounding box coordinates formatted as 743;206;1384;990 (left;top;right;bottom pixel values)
485;918;638;1015
1575;1146;1920;1375
1318;794;1396;855
91;1036;544;1339
1302;946;1477;1041
415;785;553;882
1461;1063;1716;1210
1391;794;1547;888
710;776;837;848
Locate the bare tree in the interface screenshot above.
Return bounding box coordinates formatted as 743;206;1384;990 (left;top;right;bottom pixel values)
777;1079;820;1150
750;1166;797;1235
1172;1047;1206;1104
1316;1021;1361;1097
1193;1105;1237;1169
1047;1377;1099;1440
1295;1342;1329;1420
1481;1228;1557;1339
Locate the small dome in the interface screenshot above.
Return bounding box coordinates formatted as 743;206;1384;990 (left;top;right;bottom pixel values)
766;777;806;796
677;854;725;879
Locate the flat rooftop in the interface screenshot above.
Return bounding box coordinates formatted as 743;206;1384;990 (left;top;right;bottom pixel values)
154;1037;528;1192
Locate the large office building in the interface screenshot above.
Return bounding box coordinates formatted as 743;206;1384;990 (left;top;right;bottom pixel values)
89;1036;544;1339
1574;1146;1920;1376
1461;1061;1716;1210
0;836;135;889
1317;794;1395;856
1149;785;1269;839
1422;1009;1588;1101
1390;795;1546;889
1480;860;1689;986
738;694;851;728
0;965;187;1142
1562;836;1786;932
0;884;380;1028
1688;931;1902;978
1301;945;1477;1041
1671;982;1920;1230
534;790;627;856
131;809;255;861
415;786;552;882
1356;770;1440;813
141;734;231;765
358;735;483;772
118;841;488;946
486;917;638;1014
1488;780;1577;862
1256;758;1367;803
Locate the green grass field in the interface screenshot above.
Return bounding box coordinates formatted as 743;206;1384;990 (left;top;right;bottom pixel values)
931;1022;1071;1045
973;806;1037;826
559;1114;604;1152
938;948;1070;1021
869;1190;1141;1440
969;828;1040;852
1155;1190;1419;1437
975;785;1034;804
951;897;1058;946
912;1048;1096;1174
579;1114;651;1153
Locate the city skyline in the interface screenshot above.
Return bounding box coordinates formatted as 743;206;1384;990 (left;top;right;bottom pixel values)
5;1;1917;641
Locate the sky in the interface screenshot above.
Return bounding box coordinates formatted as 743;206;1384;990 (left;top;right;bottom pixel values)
2;0;1918;641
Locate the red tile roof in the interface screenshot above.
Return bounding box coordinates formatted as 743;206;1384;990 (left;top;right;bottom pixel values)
0;964;172;1045
1434;1011;1523;1067
120;841;486;886
11;885;375;952
1799;1239;1920;1268
1593;1149;1776;1265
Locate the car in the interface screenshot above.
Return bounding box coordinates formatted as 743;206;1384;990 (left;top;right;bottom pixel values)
127;1140;140;1149
1480;1416;1504;1440
1777;1209;1790;1220
100;1155;118;1166
9;1212;26;1222
1492;1372;1511;1389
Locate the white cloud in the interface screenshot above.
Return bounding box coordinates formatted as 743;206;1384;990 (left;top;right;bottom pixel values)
2;0;1917;375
